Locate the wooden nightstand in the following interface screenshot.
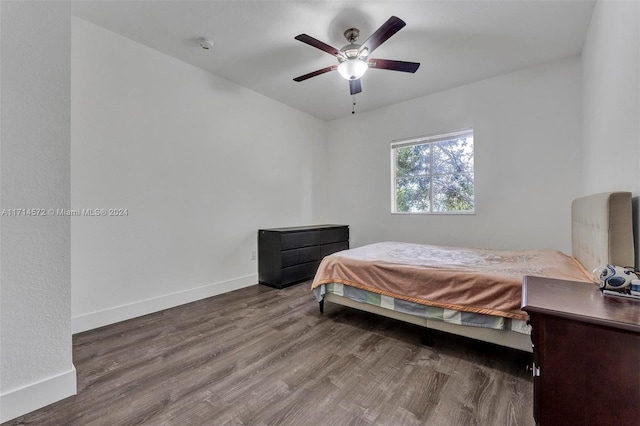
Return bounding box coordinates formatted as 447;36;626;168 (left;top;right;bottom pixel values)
522;275;640;425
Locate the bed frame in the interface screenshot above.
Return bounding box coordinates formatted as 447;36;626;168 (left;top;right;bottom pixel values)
320;192;635;352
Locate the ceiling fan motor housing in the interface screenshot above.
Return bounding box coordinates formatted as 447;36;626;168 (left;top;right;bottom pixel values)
338;44;362;62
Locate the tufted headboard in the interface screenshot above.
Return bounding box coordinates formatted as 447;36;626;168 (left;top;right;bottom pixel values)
572;191;635;275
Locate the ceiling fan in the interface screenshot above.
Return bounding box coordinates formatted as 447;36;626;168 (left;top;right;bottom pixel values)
293;16;420;96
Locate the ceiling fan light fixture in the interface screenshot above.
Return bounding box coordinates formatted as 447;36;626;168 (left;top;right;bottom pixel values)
337;59;368;80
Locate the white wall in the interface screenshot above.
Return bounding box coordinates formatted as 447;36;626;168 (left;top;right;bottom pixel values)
582;0;640;267
325;57;583;253
70;18;327;332
0;1;76;422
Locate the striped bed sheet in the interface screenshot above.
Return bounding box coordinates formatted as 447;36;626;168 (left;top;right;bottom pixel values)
314;282;531;335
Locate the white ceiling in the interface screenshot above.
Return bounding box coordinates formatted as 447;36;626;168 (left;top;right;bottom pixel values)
72;1;596;121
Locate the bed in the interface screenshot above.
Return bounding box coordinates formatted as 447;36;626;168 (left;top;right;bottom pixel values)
311;192;635;352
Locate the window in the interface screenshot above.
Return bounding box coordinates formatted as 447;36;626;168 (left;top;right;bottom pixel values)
391;129;474;214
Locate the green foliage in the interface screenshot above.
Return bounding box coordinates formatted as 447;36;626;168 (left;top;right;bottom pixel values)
394;136;474;213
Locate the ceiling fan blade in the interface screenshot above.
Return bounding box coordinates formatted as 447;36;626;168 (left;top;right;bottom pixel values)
293;66;336;82
349;79;362;95
358;16;406;57
295;34;342;57
368;59;420;73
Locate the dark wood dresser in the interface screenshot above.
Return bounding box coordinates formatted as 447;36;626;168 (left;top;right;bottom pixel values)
522;275;640;425
258;225;349;289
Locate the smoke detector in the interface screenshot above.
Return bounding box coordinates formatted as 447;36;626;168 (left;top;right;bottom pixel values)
197;38;214;51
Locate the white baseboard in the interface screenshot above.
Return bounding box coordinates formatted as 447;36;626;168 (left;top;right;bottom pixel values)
71;274;257;334
0;366;77;423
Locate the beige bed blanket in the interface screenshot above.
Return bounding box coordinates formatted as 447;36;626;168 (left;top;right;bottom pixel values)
311;242;592;320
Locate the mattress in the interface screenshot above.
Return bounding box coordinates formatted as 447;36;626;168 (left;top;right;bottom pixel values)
311;241;592;321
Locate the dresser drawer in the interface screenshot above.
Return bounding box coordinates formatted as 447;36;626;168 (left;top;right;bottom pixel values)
321;227;349;244
282;261;320;286
281;231;321;250
281;246;321;268
321;241;349;257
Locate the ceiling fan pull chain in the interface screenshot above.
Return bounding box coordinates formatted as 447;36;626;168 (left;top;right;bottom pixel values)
352;95;356;115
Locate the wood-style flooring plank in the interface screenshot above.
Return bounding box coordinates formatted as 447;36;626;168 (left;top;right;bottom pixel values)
3;282;534;426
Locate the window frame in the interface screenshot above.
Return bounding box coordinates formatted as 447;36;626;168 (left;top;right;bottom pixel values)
390;129;475;215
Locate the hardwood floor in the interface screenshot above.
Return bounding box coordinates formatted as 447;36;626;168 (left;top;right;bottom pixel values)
4;282;534;426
